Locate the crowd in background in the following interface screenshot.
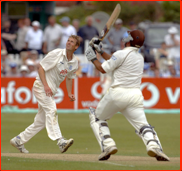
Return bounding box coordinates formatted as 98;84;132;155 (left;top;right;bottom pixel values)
1;16;180;78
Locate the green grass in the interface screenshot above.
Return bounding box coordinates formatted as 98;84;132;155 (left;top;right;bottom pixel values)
1;113;180;170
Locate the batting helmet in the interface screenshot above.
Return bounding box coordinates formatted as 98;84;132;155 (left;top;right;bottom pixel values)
122;30;145;48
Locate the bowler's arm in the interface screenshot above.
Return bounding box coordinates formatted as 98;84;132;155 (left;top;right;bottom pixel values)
38;64;53;96
66;77;75;101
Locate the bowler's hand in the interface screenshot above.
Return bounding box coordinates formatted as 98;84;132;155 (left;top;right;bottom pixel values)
44;85;53;97
68;94;75;101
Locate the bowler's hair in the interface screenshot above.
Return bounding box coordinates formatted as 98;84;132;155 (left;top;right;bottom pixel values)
69;35;80;47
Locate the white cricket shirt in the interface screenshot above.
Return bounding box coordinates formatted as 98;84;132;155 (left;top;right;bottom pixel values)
102;47;144;88
164;34;180;59
43;24;62;52
25;28;43;49
36;49;78;95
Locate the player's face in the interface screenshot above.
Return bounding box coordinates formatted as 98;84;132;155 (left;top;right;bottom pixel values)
66;38;78;51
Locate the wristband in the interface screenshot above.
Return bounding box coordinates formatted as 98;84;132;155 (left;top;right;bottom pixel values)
91;58;97;63
100;50;104;55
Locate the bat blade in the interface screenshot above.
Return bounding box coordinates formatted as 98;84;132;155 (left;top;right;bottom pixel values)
99;4;121;41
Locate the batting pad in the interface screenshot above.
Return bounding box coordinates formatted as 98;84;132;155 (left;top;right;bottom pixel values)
136;125;163;151
89;107;116;152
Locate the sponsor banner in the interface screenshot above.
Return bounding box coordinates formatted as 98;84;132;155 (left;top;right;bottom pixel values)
78;78;180;109
1;78;74;109
1;78;180;110
140;78;180;109
78;78;102;109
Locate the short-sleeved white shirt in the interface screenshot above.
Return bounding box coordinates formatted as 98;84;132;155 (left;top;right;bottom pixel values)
25;28;43;49
43;24;62;52
102;47;144;88
36;49;78;95
60;25;77;49
164;34;180;59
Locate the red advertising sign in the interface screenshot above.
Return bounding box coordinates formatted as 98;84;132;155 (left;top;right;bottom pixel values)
1;78;180;110
1;78;74;109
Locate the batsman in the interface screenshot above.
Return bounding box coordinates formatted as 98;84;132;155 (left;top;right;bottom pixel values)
85;30;170;161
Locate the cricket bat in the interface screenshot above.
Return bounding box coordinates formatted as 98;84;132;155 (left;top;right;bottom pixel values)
95;3;121;44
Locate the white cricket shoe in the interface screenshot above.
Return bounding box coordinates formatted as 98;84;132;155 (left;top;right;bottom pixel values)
147;147;170;161
57;138;74;153
10;136;29;153
98;146;118;161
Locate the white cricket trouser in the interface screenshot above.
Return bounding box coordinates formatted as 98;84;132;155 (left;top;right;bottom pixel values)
19;80;62;144
96;87;149;132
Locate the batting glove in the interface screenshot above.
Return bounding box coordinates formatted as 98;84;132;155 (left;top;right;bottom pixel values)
89;37;104;54
89;37;100;47
93;43;104;54
85;46;97;61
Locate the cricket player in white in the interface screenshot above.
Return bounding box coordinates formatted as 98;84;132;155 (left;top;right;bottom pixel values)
10;35;80;154
85;30;170;161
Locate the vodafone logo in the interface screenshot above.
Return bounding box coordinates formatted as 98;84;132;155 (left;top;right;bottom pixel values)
91;81;103;99
1;81;64;104
140;82;159;108
90;81;180;108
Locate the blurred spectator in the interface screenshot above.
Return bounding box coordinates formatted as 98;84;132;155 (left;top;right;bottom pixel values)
142;62;160;77
164;26;180;72
24;17;32;30
1;38;7;50
1;66;5;77
1;49;13;76
154;42;168;74
154;68;161;78
15;19;29;53
107;18;128;52
129;21;137;31
79;16;99;53
26;50;40;68
81;67;88;77
59;16;77;49
75;57;82;77
162;60;179;78
19;65;29;77
26;60;38;77
72;19;83;54
1;20;17;54
6;63;20;77
142;63;151;77
43;16;62;54
25;21;43;54
20;51;30;65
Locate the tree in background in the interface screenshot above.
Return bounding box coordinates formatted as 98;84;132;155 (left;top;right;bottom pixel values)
160;1;180;23
56;1;180;27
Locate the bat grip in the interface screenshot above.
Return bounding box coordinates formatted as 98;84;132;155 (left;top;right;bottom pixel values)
94;39;101;45
92;39;100;51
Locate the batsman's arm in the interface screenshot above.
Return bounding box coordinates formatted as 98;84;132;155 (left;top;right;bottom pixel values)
100;51;112;61
91;59;106;74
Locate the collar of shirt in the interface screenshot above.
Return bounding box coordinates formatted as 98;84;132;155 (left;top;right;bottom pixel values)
123;46;139;51
62;49;76;63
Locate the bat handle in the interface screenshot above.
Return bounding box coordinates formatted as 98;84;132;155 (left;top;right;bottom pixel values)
94;39;101;45
92;38;101;52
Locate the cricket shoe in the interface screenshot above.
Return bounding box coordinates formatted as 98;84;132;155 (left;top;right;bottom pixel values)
98;146;118;161
147;147;170;161
10;136;29;153
57;138;74;153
